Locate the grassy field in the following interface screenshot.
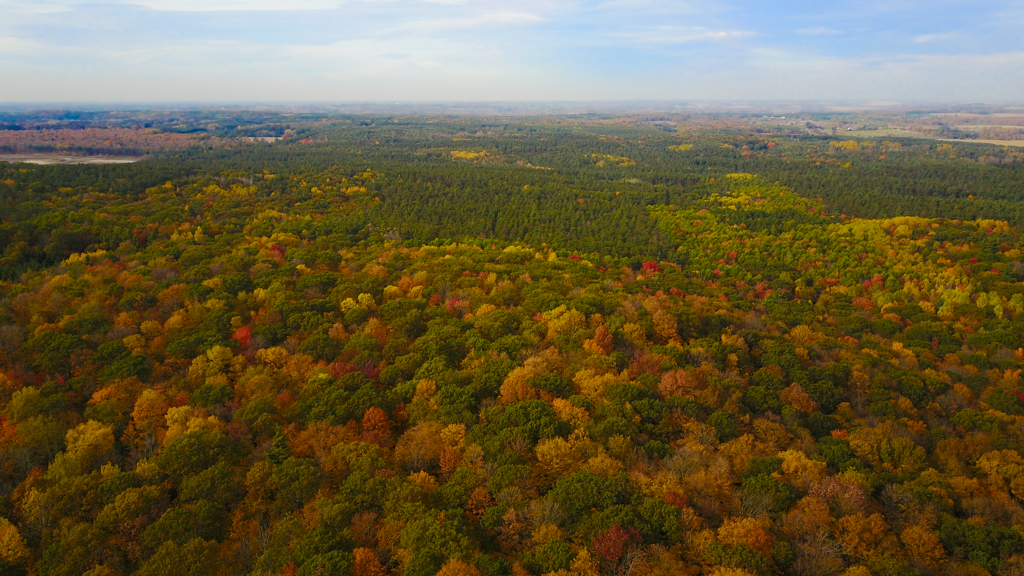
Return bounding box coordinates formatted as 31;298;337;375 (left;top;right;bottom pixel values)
842;128;931;138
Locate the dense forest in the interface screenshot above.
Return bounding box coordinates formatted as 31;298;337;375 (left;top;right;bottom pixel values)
2;114;1024;576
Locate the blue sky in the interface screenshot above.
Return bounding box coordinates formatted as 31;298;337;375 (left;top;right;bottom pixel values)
1;0;1022;102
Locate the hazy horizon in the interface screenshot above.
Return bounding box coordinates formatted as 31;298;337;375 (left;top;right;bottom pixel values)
2;101;1023;117
2;0;1023;103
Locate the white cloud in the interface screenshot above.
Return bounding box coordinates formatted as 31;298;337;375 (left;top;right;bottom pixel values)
128;0;342;10
592;0;703;13
20;0;554;12
0;36;44;53
0;0;346;12
611;26;750;44
0;1;73;14
796;27;842;36
392;10;546;34
914;32;957;43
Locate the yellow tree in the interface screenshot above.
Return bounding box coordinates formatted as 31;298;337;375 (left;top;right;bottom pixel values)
899;524;946;564
835;513;892;560
65;421;115;472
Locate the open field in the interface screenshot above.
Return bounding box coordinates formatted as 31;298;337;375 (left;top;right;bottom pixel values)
842;128;932;138
240;136;282;143
0;154;141;164
930;112;1024;119
939;139;1024;147
953;125;1024;130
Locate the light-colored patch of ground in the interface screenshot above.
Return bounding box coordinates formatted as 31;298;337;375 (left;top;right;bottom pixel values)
0;155;141;165
930;113;1024;119
939;139;1024;147
842;129;931;138
953;124;1024;129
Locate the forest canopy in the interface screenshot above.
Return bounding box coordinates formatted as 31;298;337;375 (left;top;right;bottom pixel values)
2;112;1024;576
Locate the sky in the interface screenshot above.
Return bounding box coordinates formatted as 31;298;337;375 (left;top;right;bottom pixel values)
0;0;1022;103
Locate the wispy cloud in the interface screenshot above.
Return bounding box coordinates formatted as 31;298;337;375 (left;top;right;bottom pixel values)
393;10;546;34
914;32;957;43
137;0;341;9
611;26;751;44
0;36;45;54
0;1;73;14
796;27;842;36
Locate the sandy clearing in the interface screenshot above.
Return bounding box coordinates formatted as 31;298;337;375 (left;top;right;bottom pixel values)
0;155;141;165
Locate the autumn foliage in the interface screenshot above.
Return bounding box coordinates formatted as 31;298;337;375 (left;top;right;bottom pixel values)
3;116;1024;576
